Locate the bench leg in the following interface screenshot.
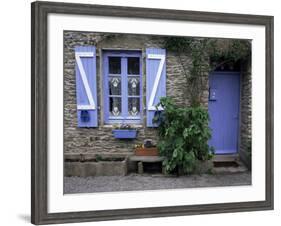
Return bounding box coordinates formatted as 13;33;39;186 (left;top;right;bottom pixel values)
137;162;143;174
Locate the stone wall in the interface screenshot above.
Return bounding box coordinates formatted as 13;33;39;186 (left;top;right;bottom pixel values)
63;31;251;166
64;32;202;157
239;60;252;168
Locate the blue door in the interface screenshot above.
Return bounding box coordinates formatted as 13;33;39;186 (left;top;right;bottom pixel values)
208;72;240;154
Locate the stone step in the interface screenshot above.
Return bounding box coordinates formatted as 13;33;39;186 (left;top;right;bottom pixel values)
212;160;248;174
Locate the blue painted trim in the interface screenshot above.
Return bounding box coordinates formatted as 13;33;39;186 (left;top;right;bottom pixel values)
102;50;141;57
121;57;127;119
146;48;166;127
112;129;137;139
103;50;142;124
75;46;98;127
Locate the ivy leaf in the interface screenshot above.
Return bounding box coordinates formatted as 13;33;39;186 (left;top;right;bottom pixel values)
173;149;178;158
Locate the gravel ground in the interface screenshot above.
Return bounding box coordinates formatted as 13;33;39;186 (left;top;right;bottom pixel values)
64;172;251;194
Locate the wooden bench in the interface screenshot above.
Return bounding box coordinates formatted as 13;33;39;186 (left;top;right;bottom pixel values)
129;156;166;174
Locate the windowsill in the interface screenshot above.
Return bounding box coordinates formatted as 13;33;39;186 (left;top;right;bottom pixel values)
102;124;144;129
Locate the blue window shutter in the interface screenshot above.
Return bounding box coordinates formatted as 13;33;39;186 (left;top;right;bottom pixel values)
75;46;98;127
146;48;166;127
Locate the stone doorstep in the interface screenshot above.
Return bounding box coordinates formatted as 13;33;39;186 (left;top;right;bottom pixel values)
213;166;248;174
211;154;249;174
212;154;239;162
212;160;248;174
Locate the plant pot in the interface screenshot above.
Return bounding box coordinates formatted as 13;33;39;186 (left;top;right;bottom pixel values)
112;129;137;139
135;147;158;156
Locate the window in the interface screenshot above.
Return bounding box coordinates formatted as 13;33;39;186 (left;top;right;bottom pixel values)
103;51;142;124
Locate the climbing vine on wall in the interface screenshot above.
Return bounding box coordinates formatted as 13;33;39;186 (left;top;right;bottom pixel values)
164;37;251;107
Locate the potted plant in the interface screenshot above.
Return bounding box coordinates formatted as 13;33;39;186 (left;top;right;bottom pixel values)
112;124;137;139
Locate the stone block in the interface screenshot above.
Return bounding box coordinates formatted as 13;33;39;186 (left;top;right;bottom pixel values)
64;158;128;177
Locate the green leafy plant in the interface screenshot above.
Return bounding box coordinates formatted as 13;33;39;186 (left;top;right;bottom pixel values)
155;37;250;173
154;97;214;174
164;37;251;107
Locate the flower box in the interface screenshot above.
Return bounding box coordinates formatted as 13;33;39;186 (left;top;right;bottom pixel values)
112;129;137;139
135;147;159;156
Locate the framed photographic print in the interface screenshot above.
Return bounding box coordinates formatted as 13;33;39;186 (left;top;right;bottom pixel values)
31;1;274;225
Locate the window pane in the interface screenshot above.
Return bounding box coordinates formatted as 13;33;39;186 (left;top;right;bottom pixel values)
128;77;140;96
109;77;121;95
127;57;140;75
128;98;140;116
109;97;122;116
109;57;121;74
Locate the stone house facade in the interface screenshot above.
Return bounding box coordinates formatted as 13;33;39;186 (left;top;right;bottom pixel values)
63;31;251;169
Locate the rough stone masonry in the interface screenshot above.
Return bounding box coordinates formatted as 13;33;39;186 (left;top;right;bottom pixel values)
63;31;251;169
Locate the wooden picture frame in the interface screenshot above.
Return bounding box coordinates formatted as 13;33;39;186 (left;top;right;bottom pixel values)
31;1;274;224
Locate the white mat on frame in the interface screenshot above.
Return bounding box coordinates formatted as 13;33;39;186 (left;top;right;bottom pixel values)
48;13;265;213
